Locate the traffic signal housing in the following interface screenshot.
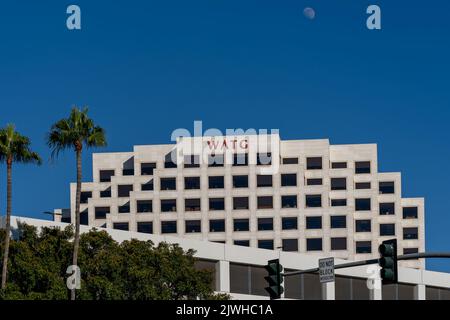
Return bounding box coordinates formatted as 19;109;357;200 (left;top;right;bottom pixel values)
378;239;398;285
264;259;284;300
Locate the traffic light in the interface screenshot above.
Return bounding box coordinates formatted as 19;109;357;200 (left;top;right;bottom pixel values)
378;239;398;285
264;259;284;300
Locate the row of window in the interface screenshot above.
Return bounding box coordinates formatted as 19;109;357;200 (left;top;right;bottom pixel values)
111;221;418;254
98;159;373;181
109;217;418;239
87;195;418;219
98;174;392;193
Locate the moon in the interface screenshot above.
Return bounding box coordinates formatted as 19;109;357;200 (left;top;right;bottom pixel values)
303;7;316;20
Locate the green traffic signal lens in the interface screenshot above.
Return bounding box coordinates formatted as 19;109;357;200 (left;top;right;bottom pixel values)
381;269;395;280
380;257;394;268
379;244;394;256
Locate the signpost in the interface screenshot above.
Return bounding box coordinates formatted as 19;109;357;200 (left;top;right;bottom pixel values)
319;257;335;283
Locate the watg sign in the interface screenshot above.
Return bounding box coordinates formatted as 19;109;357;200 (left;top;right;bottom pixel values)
206;138;249;152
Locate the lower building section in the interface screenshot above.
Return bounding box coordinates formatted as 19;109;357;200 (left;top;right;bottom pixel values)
10;216;450;300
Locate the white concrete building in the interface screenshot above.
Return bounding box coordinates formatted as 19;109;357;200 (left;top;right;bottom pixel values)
11;216;449;300
55;133;425;269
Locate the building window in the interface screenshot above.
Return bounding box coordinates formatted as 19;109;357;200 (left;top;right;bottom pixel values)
100;187;111;198
209;219;225;232
380;224;396;236
331;237;347;251
355;161;371;174
379;181;395;194
232;175;248;188
281;174;297;187
307;178;322;186
184;155;200;168
161;199;177;212
403;248;419;255
93;208;108;220
282;239;298;252
257;196;273;209
185;198;201;211
80;191;92;204
331;162;347;169
118;202;130;213
233;197;249;210
331;199;347;207
380;202;395;215
161;221;177;234
282;157;298;164
137;200;152;213
355;220;371;232
281;195;297;208
306;238;322;251
307;157;322;170
80;210;88;225
164;159;177;168
185;220;201;233
403;227;418;240
305;195;322;208
113;222;129;231
355;182;371;190
306;216;322;229
257;218;273;231
330;216;346;229
258;240;274;250
355;198;371;211
356;241;372;254
141;181;154;191
403;207;418;219
137;222;153;234
257;175;272;187
234;219;249;232
234;240;250;247
118;185;133;198
209;176;224;189
233;153;248;166
122;168;134;177
282;217;298;230
122;158;135;176
184;176;200;190
208;154;224;167
257;153;272;166
160;178;176;190
141;162;156;175
331;178;346;190
99;170;115;182
209;198;225;211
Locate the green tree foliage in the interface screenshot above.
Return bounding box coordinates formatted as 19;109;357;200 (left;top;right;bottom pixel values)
0;223;229;300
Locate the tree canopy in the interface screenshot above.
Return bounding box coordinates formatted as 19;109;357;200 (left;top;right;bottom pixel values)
0;223;229;300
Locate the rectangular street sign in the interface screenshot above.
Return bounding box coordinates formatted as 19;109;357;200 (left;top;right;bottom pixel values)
319;257;335;283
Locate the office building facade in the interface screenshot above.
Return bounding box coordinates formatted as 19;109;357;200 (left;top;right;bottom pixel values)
55;134;425;269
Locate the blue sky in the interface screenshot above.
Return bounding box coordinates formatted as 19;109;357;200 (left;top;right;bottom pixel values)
0;0;449;272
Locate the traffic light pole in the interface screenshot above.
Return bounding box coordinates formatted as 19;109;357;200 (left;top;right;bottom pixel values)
282;252;450;277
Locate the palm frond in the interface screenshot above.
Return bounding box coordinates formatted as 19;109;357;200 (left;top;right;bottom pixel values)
47;106;107;158
0;124;41;165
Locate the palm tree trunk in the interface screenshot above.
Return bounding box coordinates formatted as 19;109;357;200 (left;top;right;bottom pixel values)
71;148;82;300
1;157;12;290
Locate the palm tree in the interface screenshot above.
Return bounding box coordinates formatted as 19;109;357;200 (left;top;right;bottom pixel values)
0;124;42;290
47;107;106;300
